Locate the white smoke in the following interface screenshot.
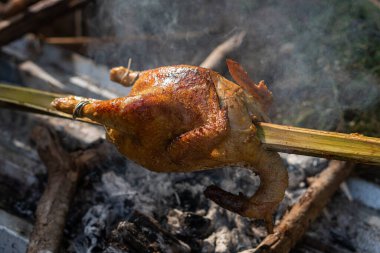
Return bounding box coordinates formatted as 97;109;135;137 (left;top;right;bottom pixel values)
86;0;380;131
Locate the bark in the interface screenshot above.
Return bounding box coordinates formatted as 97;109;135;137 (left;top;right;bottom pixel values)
200;31;246;71
27;125;111;253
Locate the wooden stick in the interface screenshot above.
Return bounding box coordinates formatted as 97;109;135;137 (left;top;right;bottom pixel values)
241;161;354;253
0;0;90;46
1;83;380;165
200;31;246;70
0;0;39;19
41;30;212;45
257;122;380;165
27;126;77;253
27;125;113;253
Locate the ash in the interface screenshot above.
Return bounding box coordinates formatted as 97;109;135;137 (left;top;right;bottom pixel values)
3;108;379;252
64;146;327;252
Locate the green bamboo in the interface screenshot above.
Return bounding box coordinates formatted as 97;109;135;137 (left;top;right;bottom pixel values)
257;122;380;165
0;83;95;124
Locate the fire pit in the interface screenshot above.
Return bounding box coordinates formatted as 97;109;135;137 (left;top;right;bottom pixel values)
0;1;380;253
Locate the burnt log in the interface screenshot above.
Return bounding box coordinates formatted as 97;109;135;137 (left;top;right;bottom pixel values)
27;125;112;253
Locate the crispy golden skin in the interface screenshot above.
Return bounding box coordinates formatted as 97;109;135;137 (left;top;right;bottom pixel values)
52;60;288;233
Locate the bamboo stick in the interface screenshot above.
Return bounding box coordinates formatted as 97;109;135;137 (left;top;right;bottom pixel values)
0;83;96;124
0;83;64;111
1;83;379;165
256;122;380;165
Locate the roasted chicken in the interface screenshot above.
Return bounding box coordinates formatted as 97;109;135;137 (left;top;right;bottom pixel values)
52;60;288;233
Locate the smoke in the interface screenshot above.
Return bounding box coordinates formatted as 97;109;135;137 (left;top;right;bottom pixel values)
75;2;380;251
86;0;231;68
85;0;380;131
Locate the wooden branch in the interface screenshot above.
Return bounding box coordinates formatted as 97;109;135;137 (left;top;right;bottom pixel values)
257;122;380;166
0;0;38;19
41;30;213;45
0;0;90;46
200;31;246;70
242;161;355;253
27;126;111;253
27;126;77;253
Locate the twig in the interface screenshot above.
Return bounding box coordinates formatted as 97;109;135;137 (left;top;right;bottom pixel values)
27;126;77;253
242;161;354;253
200;31;246;70
0;0;90;46
41;30;214;45
27;126;111;253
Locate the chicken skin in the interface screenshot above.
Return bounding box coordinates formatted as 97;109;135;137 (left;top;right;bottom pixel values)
52;60;288;233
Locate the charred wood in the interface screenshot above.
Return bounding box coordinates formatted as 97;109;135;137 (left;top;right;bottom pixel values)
0;0;39;19
27;125;111;253
109;211;191;253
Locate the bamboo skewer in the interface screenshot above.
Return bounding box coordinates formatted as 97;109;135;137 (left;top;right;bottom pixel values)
1;83;379;165
257;123;380;165
0;83;97;124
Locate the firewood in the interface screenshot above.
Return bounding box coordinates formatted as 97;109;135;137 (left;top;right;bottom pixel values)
0;0;38;19
200;31;246;70
0;0;90;46
241;161;355;253
27;125;111;253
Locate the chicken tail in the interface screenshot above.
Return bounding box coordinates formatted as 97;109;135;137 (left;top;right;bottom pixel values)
226;59;273;112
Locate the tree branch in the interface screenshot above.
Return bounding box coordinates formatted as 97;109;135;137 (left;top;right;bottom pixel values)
200;31;246;70
27;125;111;253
